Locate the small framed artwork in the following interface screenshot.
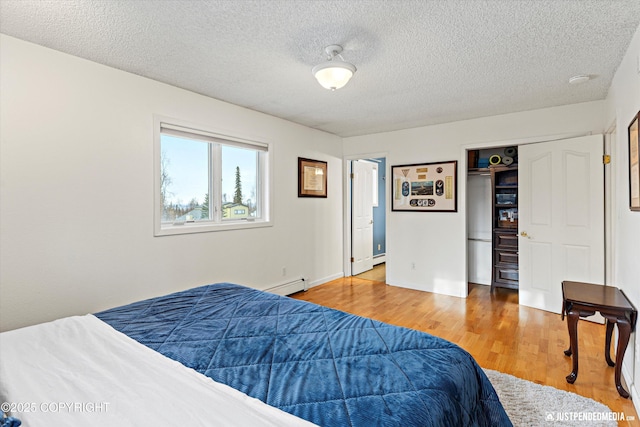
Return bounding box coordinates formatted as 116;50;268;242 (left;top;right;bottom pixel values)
629;111;640;211
391;160;457;212
298;157;327;198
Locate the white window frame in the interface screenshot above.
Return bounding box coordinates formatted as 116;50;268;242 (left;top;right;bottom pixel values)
154;115;272;236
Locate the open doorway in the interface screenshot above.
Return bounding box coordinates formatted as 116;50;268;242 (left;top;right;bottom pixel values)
467;146;521;296
346;156;387;282
355;263;386;282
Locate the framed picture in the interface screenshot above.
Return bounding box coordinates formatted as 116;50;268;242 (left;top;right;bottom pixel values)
629;111;640;211
298;157;327;198
391;160;457;212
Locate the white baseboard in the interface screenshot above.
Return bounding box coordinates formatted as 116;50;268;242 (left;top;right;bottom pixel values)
623;365;640;419
388;279;466;298
373;255;386;265
308;272;344;289
264;277;306;296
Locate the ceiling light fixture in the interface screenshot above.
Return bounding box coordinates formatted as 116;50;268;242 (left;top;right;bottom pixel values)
312;45;356;91
569;75;590;85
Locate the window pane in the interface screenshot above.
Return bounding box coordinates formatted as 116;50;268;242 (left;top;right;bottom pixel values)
160;134;210;223
221;145;259;220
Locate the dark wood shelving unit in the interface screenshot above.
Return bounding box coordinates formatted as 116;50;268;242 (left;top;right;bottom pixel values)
490;165;519;293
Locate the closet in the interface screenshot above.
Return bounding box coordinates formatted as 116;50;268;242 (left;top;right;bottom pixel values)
467;148;519;292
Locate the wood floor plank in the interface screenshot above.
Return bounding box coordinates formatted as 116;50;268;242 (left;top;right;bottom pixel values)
292;277;639;425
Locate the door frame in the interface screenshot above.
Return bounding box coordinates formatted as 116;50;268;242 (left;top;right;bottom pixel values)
604;120;616;287
460;132;591;295
343;152;387;277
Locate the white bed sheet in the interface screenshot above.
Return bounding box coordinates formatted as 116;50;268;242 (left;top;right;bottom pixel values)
0;314;317;427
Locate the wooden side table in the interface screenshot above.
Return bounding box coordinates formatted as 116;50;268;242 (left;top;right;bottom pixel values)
562;281;637;398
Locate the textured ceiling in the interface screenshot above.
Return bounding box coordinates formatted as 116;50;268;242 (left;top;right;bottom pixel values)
1;0;639;137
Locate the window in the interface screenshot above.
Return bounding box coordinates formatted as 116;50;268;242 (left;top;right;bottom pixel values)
155;117;271;235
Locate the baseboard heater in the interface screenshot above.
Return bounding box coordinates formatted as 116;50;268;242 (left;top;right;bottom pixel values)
265;277;307;296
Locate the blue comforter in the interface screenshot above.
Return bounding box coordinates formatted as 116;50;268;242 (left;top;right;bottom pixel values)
96;283;511;426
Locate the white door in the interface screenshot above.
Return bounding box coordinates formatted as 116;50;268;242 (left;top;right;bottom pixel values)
518;135;604;313
352;160;374;275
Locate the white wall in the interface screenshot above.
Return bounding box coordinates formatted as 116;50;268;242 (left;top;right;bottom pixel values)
604;24;640;409
344;102;605;297
0;35;344;332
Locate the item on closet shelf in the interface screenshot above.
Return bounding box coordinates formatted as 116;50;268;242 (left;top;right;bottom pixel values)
504;147;517;157
502;156;514;166
496;194;517;205
498;208;518;226
489;154;502;165
477;158;490;168
468;150;479;169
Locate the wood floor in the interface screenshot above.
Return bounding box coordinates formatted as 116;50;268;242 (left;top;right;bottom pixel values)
354;263;386;282
292;276;638;425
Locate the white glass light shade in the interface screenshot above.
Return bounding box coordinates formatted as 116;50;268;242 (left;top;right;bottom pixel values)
312;61;356;90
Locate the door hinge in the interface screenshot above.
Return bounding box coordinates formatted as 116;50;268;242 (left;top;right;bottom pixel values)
603;154;611;164
350;173;354;179
350;257;354;262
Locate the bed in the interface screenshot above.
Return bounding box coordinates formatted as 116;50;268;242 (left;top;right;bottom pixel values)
1;283;511;426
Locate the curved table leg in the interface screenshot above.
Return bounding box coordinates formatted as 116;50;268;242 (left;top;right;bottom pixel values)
605;319;615;367
615;318;631;398
565;309;580;384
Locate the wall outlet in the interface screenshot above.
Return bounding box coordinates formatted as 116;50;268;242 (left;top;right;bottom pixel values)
281;267;286;276
377;244;381;251
411;262;416;270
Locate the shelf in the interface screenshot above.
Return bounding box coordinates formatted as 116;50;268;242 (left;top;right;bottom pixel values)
491;165;518;292
467;168;491;176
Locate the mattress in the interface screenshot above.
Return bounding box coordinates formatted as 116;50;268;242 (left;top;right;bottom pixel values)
95;283;511;426
0;314;315;427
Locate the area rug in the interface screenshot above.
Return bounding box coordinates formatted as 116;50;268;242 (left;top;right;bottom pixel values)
483;369;623;426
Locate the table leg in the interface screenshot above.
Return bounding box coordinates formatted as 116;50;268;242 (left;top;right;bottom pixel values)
615;318;631;398
564;345;572;356
565;309;580;384
605;319;615;367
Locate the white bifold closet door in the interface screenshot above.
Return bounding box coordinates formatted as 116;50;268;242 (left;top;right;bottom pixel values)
518;134;604;314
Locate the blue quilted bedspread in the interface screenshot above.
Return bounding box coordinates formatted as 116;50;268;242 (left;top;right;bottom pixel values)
95;283;511;426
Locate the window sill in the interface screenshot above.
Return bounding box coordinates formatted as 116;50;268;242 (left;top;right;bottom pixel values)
155;219;272;236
